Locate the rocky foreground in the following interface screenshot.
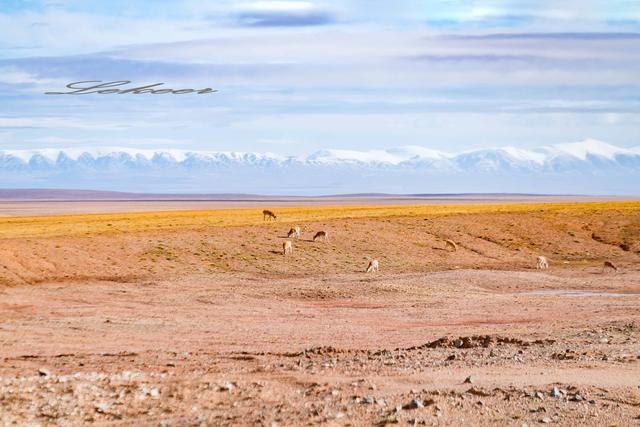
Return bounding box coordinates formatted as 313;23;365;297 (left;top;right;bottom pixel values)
1;321;639;426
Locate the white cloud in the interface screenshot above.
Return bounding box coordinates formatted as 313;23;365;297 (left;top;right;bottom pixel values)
0;116;149;131
241;1;317;12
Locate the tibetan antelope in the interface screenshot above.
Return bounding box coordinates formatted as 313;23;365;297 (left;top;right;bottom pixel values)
366;259;379;273
287;226;302;239
603;260;618;273
445;239;458;252
313;231;329;242
283;240;293;256
263;209;277;221
536;256;549;269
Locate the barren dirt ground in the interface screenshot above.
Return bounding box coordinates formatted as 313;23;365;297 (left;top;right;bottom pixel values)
1;203;639;426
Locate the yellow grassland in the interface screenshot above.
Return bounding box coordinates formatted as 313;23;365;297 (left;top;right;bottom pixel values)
0;201;639;239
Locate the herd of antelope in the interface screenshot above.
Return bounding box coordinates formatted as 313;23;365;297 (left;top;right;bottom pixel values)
263;209;622;274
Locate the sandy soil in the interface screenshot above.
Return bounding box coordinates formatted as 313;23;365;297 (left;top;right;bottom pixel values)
0;204;639;426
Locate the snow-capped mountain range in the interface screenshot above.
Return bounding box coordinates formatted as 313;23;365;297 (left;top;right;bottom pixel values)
1;139;639;195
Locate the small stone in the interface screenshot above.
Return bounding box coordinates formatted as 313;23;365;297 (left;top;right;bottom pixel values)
521;424;529;427
38;368;51;377
550;387;561;398
328;412;345;420
220;381;234;391
403;399;424;410
95;402;110;413
464;376;473;384
572;394;583;402
362;396;374;404
447;354;456;361
535;391;544;399
541;416;552;423
454;339;464;348
158;421;171;427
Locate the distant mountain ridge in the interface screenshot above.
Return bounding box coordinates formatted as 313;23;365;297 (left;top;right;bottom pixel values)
0;189;577;201
1;139;638;195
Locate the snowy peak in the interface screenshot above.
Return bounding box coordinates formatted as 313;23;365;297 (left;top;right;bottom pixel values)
0;139;638;172
0;139;638;195
542;139;636;160
307;146;447;165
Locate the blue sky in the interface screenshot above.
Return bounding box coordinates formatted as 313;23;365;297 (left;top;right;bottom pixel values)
0;0;639;155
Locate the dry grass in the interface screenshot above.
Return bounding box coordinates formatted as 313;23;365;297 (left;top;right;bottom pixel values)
1;201;639;239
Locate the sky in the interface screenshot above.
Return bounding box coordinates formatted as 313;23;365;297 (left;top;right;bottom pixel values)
0;0;639;155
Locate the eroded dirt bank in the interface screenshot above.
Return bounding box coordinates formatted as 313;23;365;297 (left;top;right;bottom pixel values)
1;204;639;286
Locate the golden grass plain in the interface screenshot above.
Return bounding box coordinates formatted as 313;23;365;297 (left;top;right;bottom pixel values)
1;201;639;239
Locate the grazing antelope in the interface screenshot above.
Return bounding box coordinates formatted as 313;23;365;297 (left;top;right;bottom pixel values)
263;209;277;221
603;260;618;273
445;239;458;252
283;240;293;256
536;256;549;269
287;226;302;239
313;231;329;242
366;259;379;273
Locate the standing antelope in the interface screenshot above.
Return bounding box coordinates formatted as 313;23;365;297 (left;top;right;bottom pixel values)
263;210;277;221
445;239;458;252
536;256;549;269
313;231;329;242
283;240;293;256
603;260;618;273
287;226;302;239
366;259;379;273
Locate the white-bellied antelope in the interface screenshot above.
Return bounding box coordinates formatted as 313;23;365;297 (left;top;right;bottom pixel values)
287;226;302;239
263;210;277;221
283;240;293;256
603;260;618;273
313;231;329;242
445;239;458;252
536;256;549;269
